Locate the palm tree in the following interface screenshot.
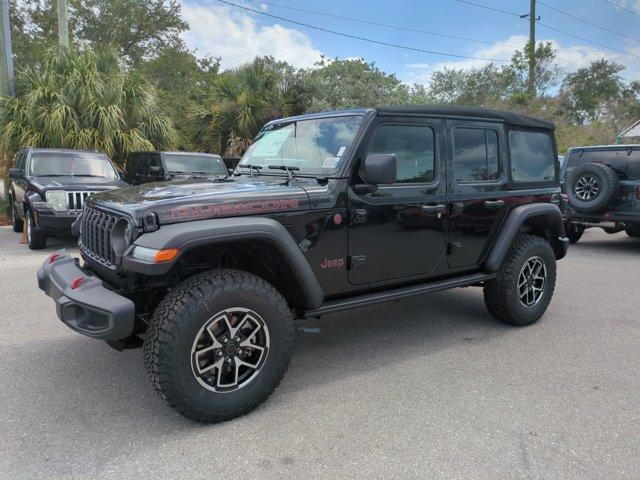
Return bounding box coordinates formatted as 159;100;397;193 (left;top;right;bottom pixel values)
190;57;304;156
0;47;177;169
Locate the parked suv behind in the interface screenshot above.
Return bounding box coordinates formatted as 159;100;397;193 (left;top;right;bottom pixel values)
562;144;640;243
37;106;569;422
9;148;127;249
124;151;228;185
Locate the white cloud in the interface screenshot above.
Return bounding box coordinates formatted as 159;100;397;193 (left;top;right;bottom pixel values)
180;2;323;70
404;34;640;84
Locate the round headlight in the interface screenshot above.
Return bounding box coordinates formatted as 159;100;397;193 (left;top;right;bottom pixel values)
45;191;69;212
111;218;134;256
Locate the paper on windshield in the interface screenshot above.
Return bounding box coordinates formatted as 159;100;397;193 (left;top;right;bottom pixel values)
250;128;292;158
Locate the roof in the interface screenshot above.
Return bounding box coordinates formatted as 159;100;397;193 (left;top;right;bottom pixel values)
567;144;640;152
266;106;553;130
23;147;103;154
376;105;554;130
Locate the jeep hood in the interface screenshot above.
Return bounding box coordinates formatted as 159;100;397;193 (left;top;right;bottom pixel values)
88;177;311;225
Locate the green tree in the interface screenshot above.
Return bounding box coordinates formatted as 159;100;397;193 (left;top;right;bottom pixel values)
0;48;177;167
428;64;515;107
300;57;411;111
10;0;187;68
560;60;627;124
141;47;220;147
190;57;306;156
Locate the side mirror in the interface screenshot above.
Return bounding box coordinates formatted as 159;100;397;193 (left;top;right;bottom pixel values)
9;168;23;179
363;153;396;184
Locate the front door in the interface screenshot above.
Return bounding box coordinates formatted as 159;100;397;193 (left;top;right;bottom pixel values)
348;118;448;285
446;120;509;269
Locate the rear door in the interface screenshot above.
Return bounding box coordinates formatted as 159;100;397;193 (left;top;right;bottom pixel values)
347;116;448;285
447;120;509;269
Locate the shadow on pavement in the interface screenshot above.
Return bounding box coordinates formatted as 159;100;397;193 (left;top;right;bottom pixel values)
4;288;511;431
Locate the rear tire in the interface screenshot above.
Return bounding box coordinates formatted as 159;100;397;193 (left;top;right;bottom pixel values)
566;223;584;244
10;199;23;233
26;209;47;250
625;225;640;238
144;269;294;423
484;234;557;327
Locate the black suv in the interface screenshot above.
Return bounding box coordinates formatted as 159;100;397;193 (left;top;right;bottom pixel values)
37;106;569;422
123;151;229;185
8;148;127;249
562;144;640;243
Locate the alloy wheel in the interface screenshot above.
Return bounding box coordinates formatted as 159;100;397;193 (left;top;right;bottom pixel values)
191;307;270;393
574;175;600;201
518;256;547;307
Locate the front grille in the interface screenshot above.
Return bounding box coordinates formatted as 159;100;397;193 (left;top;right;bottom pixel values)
68;191;91;212
80;206;121;268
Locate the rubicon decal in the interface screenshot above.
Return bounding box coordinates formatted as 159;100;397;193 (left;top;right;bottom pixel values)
170;198;301;220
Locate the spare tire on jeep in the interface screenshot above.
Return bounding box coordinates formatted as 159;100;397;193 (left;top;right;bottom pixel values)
566;162;619;213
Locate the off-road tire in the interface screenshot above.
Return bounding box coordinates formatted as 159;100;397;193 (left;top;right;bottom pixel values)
484;234;557;327
566;223;584;244
625;224;640;238
26;209;46;250
10;198;23;233
566;162;619;213
144;269;294;423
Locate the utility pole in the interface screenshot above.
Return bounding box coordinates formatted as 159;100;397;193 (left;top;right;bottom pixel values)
0;0;14;97
527;0;536;96
57;0;69;48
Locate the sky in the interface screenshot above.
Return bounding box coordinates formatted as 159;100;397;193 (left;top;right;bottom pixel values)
178;0;640;83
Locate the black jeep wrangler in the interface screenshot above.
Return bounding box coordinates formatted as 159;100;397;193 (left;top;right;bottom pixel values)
123;151;229;185
8;148;127;249
37;106;569;423
562;144;640;243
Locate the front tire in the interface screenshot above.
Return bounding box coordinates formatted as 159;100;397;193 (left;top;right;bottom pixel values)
484;234;557;327
144;269;294;423
625;225;640;238
566;223;584;244
26;209;47;250
10;199;23;233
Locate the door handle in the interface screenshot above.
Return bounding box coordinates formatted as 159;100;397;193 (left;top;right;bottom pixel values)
420;204;446;215
484;200;505;210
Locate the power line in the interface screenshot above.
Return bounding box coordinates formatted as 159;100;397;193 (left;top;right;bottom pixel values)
244;0;521;50
603;0;640;18
455;0;521;17
456;0;640;59
538;0;640;43
537;20;640;57
216;0;511;62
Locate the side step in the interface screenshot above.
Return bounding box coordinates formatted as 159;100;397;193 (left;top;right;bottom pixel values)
303;272;497;318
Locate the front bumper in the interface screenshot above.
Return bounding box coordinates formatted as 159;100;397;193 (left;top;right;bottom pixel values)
32;202;80;235
37;251;135;340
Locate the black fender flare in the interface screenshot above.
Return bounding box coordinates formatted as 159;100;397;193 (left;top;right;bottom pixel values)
124;216;325;309
484;203;569;272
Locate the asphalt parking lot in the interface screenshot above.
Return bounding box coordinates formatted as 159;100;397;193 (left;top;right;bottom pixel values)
0;226;638;479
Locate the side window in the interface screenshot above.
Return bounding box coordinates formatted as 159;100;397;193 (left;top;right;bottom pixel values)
453;128;500;183
15;153;25;171
366;124;435;184
125;155;137;178
137;155;150;177
509;131;555;182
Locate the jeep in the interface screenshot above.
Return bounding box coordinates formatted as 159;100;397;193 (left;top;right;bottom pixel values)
561;144;640;243
8;148;128;249
123;151;229;185
37;106;569;423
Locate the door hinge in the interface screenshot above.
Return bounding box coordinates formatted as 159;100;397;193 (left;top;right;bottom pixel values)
447;241;462;255
349;255;367;271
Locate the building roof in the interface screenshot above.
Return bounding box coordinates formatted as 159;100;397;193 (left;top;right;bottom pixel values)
376;105;554;130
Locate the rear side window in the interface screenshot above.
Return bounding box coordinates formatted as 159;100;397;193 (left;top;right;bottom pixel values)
366;124;435;183
509;131;555;182
453;128;499;182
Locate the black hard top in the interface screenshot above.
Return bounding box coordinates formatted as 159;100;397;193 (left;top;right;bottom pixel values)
376;105;554;130
271;105;554;130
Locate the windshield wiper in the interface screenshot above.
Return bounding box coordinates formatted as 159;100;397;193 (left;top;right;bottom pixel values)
268;165;299;181
70;174;107;177
238;164;263;177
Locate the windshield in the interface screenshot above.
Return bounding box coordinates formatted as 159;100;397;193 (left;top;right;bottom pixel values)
164;153;228;175
239;115;364;173
28;152;118;179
